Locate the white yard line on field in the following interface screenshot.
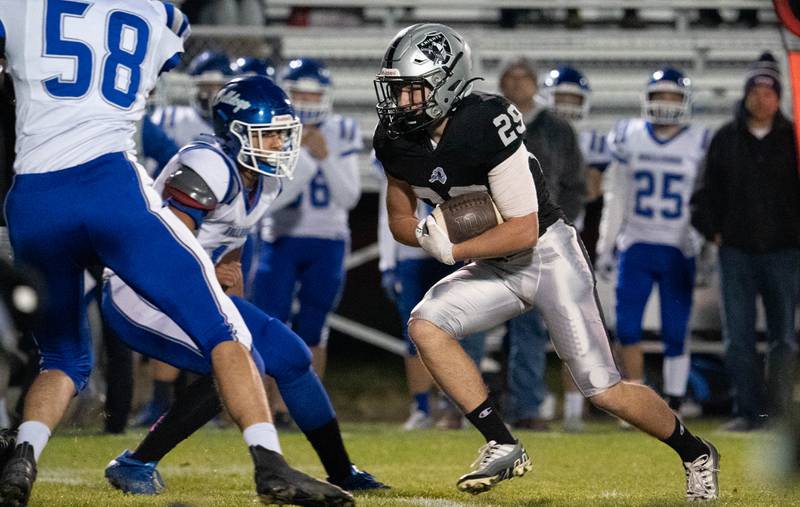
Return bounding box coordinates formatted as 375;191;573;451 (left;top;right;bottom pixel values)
397;497;497;507
39;469;91;486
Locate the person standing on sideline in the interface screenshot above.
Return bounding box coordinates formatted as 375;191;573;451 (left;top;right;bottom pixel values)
691;52;800;432
542;64;612;432
252;58;361;382
597;68;708;417
498;59;586;431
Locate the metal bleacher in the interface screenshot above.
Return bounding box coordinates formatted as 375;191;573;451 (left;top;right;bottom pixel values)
168;21;788;176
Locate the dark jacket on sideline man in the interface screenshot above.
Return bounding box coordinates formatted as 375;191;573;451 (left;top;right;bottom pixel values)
524;108;585;222
691;104;800;253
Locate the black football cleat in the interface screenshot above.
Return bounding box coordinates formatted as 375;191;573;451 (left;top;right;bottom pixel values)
0;443;37;507
250;445;355;506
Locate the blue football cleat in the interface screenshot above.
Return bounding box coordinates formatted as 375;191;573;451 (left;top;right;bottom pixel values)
329;465;389;491
105;450;165;495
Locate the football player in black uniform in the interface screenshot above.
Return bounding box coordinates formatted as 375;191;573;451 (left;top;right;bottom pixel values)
373;23;720;501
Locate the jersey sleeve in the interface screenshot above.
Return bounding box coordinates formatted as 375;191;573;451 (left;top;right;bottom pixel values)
583;130;612;171
478;95;525;170
153;1;190;75
607;120;632;167
337;116;364;156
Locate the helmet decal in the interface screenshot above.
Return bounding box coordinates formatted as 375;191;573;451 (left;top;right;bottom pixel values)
416;32;452;66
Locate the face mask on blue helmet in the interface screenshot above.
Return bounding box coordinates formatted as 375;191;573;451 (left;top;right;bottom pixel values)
642;68;692;125
212;75;303;178
542;66;591;122
281;58;333;126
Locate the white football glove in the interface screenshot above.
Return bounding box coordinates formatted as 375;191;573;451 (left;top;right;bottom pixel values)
415;215;455;265
594;250;617;282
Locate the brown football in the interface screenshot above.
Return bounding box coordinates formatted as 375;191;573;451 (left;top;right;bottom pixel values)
432;192;504;244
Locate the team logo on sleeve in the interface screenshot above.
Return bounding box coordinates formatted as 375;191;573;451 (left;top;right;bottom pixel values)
429;166;447;184
416;32;452;65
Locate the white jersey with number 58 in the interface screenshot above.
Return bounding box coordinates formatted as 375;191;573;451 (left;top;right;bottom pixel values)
0;0;189;174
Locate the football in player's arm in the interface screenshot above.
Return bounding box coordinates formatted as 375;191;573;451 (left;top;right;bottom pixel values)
383;97;540;264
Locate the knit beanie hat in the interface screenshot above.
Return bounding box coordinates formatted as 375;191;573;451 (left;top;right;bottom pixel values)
744;51;781;98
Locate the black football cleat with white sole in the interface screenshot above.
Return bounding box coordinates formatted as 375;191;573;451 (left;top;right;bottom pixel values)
250;445;355;506
456;440;531;495
0;443;36;507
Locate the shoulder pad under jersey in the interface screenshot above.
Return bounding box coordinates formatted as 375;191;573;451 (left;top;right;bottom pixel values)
165;165;218;211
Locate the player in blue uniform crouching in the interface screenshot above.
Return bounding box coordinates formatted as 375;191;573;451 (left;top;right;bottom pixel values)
101;75;385;498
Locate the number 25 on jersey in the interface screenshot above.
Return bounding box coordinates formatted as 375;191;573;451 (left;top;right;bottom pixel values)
43;0;149;109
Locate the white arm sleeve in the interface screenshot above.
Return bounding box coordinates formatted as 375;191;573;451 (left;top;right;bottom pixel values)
487;144;538;219
377;177;398;272
319;120;363;210
596;160;626;257
318;153;361;210
268;150;319;211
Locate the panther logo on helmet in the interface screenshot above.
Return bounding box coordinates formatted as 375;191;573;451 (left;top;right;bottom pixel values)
416;32;451;65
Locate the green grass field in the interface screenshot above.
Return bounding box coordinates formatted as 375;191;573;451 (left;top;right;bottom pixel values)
26;421;799;507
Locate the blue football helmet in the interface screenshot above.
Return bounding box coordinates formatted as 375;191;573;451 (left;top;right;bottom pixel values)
187;51;233;120
280;58;333;125
542;65;591;122
230;56;276;79
212;75;302;178
643;67;692;125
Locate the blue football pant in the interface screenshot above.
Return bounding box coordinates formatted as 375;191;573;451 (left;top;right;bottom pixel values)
615;243;695;357
103;278;336;431
252;237;346;347
5;153;250;391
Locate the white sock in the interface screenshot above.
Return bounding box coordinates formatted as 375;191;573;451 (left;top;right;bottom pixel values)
243;423;281;454
564;392;584;420
17;420;51;462
663;354;690;398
